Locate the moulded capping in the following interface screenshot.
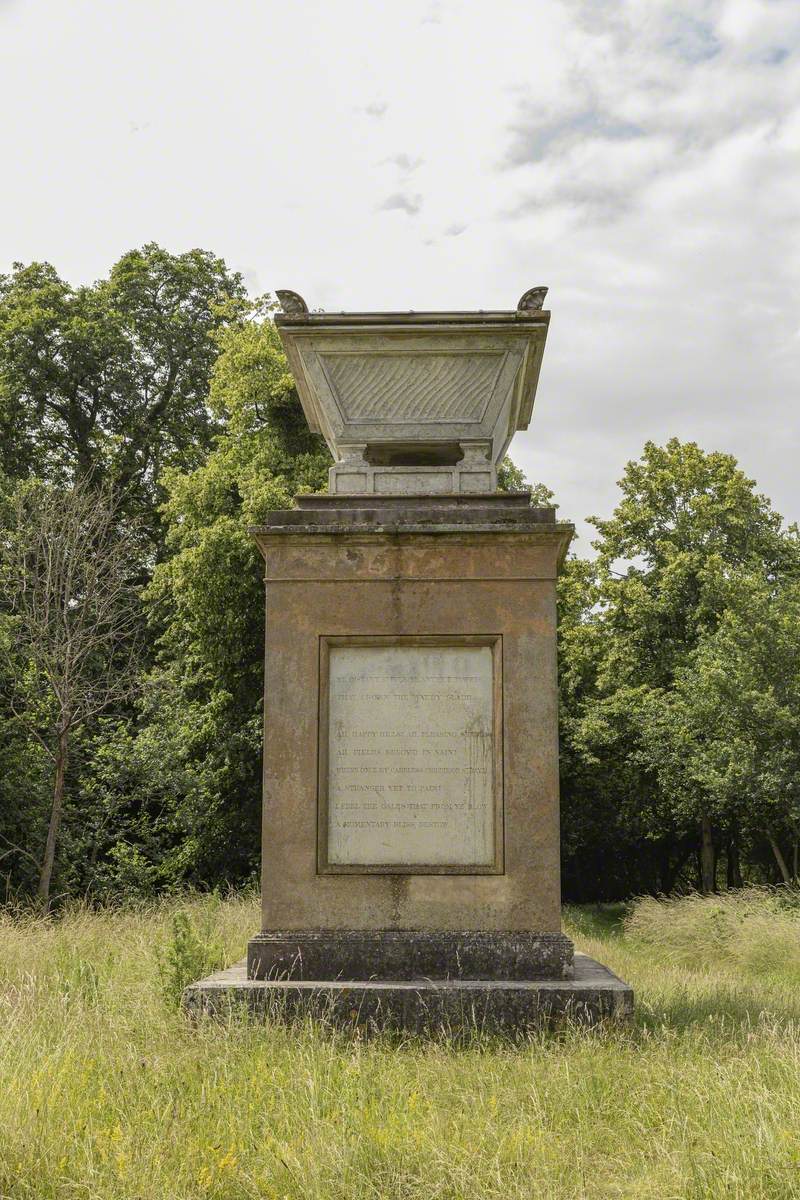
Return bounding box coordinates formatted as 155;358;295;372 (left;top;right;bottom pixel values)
274;310;551;326
260;497;559;529
293;491;539;510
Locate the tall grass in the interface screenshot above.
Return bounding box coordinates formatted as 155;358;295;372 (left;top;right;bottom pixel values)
624;886;800;981
1;890;800;1198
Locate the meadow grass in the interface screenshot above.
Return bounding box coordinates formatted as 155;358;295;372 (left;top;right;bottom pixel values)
2;890;800;1199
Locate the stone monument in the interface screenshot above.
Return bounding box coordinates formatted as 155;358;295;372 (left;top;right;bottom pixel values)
185;289;633;1027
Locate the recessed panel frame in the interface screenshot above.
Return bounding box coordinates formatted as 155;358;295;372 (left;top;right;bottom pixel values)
317;635;504;875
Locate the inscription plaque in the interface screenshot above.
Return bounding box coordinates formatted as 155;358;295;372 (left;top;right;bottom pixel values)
319;639;502;872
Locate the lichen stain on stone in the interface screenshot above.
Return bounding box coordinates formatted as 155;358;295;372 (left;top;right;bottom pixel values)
389;875;408;927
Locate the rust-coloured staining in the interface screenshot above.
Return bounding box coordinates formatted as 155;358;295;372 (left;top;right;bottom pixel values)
254;503;570;934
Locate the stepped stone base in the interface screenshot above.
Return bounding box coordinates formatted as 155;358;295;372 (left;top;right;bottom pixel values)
183;953;633;1031
247;929;575;982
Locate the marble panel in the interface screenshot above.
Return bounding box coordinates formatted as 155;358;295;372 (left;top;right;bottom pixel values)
324;642;497;869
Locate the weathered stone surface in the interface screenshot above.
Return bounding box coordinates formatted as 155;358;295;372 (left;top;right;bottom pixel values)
264;492;561;531
248;496;571;933
247;929;574;981
274;307;550;495
184;953;633;1030
182;292;636;1030
329;462;497;495
324;641;497;870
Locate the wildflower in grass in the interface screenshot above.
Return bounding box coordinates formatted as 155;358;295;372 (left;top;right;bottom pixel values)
218;1146;238;1171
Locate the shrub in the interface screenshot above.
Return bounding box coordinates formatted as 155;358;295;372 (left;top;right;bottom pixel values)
156;900;225;1008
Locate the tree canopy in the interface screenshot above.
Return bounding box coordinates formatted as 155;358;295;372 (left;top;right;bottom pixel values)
1;245;799;905
0;244;246;545
560;439;800;898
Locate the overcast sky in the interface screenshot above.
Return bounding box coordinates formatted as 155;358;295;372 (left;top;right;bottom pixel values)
1;0;798;546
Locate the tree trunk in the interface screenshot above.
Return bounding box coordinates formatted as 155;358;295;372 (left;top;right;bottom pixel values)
38;728;69;909
726;833;743;890
793;837;798;885
700;814;715;894
660;842;692;895
658;842;674;895
766;827;792;886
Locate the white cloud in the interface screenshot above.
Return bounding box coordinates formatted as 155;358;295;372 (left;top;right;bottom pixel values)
378;192;423;216
381;153;425;173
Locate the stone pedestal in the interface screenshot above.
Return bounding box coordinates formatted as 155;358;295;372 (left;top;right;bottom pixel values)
188;492;629;1026
251;494;568;938
184;295;633;1028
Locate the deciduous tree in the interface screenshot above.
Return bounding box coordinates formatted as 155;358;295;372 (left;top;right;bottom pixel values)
0;479;143;905
0;244;246;544
560;439;800;894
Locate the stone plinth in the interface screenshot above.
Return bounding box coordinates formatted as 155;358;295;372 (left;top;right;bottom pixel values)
185;953;634;1031
247;929;575;981
250;493;571;941
182;490;634;1027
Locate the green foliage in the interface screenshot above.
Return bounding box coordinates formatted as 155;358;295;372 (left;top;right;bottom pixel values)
559;439;800;898
100;842;161;901
590;438;796;686
0;476;149;905
497;455;556;507
0;728;50;900
0;279;331;899
0;244;246;542
2;240;800;904
134;309;330;887
496;456;527;492
156;903;225;1009
666;573;800;866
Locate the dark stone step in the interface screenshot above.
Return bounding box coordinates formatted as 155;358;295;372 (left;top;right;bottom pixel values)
247;928;574;982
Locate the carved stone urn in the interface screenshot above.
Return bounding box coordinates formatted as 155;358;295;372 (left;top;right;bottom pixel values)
275;290;550;495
